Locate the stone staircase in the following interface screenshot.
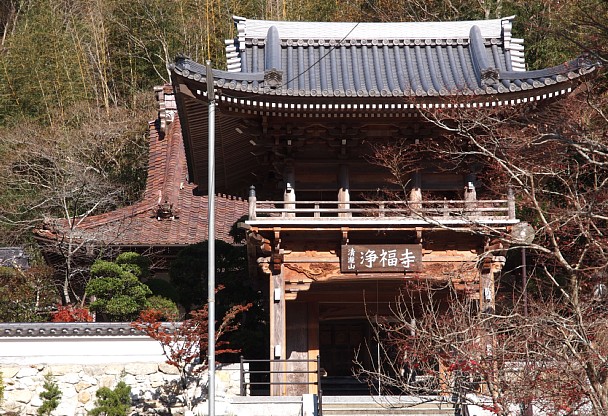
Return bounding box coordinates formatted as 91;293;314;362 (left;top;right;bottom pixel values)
226;395;458;416
226;394;460;416
321;396;458;416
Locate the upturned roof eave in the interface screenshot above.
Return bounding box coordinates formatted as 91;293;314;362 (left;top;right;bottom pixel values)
172;67;595;112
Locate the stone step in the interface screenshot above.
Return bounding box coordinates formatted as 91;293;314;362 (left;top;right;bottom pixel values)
227;395;458;416
321;398;456;416
321;408;455;416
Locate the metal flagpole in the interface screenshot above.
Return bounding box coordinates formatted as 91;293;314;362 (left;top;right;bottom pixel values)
206;60;216;416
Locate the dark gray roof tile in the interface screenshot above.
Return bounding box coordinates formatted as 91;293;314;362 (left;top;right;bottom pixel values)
172;16;598;126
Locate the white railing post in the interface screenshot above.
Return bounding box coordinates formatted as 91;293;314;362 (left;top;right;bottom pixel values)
409;171;422;211
248;185;257;220
284;167;296;218
464;174;477;216
338;164;351;218
508;187;516;220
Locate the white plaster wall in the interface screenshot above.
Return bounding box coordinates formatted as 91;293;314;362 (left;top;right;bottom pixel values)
0;336;165;365
0;336;246;416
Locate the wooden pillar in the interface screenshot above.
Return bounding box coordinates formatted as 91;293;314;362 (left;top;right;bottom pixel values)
338;164;350;218
479;269;495;314
286;302;309;396
409;171;422;211
478;241;507;399
284;165;296;218
479;241;506;314
270;231;286;395
308;302;320;394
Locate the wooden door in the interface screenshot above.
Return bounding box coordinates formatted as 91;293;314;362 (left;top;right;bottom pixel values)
319;320;370;377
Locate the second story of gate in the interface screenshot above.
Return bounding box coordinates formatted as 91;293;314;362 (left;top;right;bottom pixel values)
170;16;596;231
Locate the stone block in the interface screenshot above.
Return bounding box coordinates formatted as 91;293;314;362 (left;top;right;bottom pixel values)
0;366;20;378
125;362;158;376
46;364;83;376
142;390;154;401
149;372;166;388
1;400;23;413
80;374;98;386
60;384;77;399
123;374;138;386
8;388;32;403
159;362;180;375
30;393;43;407
75;381;93;392
16;366;40;378
100;375;116;388
61;372;81;384
105;364;126;375
78;390;92;404
83;365;107;376
18;375;39;387
56;400;79;416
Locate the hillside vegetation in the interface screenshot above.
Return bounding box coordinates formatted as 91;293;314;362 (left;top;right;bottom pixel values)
0;0;603;247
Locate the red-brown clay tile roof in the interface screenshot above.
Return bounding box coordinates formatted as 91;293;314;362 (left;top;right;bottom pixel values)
34;93;247;247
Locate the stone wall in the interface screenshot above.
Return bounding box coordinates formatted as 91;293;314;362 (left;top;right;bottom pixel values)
1;361;244;416
0;324;245;416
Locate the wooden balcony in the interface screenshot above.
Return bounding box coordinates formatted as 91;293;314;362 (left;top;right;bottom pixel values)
246;189;518;229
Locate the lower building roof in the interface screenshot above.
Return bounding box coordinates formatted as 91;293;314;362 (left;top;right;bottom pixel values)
33;86;247;253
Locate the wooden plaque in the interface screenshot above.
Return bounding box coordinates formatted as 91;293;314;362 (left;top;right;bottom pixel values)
341;244;422;273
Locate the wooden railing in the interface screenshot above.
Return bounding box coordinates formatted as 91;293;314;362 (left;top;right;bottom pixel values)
247;187;517;224
239;356;323;415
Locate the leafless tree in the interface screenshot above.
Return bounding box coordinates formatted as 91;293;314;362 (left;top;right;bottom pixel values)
0;106;149;305
357;87;608;415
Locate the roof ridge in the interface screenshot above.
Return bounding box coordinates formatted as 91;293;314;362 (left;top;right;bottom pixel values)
232;15;515;41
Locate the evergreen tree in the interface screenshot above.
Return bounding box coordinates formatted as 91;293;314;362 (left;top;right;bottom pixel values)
88;381;131;416
86;252;152;321
0;371;4;405
38;374;62;416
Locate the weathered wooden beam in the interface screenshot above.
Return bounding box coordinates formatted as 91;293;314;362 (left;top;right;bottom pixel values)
307;302;319;394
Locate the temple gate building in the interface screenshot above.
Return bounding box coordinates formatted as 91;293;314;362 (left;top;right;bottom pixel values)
170;16;595;396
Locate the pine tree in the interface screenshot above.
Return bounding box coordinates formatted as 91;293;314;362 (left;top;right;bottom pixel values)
38;374;62;416
0;371;5;405
89;381;131;416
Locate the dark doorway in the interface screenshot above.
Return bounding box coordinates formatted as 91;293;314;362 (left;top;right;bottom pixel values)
319;319;373;395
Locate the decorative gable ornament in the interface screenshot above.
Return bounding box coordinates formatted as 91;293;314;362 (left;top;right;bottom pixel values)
264;69;283;89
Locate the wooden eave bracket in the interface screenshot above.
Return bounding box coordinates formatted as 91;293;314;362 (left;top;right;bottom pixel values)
271;227;282;274
246;230;272;255
341;227;349;245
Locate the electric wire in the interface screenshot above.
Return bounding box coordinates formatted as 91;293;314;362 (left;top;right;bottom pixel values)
278;21;361;90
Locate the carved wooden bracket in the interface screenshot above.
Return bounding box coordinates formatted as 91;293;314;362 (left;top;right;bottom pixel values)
341;227;349;245
271;251;283;274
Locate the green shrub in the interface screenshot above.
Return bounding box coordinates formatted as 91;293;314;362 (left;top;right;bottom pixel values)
88;381;131;416
115;252;151;279
38;373;62;415
86;253;152;321
146;295;180;321
0;371;4;405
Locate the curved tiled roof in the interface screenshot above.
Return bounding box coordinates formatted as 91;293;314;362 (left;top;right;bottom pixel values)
34;86;248;249
171;16;598;193
171;16;596;103
0;322;146;337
